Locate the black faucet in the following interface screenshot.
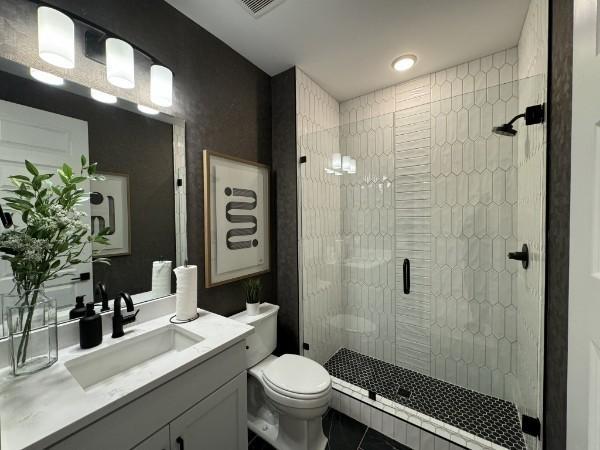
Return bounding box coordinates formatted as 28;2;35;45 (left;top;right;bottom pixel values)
112;292;139;338
95;282;110;312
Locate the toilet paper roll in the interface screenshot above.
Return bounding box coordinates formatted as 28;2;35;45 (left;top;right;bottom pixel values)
151;260;172;298
174;265;198;321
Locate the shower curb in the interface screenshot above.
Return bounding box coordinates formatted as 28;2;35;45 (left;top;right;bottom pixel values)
331;380;508;450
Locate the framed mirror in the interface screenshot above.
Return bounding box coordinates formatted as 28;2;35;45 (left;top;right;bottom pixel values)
0;57;187;336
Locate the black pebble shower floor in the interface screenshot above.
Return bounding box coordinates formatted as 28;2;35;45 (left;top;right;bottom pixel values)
324;348;526;450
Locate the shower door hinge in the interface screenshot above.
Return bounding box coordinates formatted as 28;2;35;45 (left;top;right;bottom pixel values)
299;156;307;164
521;415;541;439
303;342;309;350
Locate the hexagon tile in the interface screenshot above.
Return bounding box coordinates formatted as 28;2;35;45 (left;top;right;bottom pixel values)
325;348;526;450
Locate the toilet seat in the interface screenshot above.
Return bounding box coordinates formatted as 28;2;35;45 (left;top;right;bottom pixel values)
262;354;331;395
261;354;331;409
263;380;331;410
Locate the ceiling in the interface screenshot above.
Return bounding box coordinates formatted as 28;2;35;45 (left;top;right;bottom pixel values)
166;0;530;101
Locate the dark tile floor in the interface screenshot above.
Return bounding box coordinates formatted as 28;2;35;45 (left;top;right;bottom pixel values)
248;409;411;450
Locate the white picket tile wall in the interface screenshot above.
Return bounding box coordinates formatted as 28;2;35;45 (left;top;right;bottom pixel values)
339;88;397;364
296;67;345;364
427;51;519;399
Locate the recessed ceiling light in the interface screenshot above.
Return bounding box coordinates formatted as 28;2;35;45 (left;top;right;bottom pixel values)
137;104;159;115
90;88;117;104
392;54;417;72
30;68;64;86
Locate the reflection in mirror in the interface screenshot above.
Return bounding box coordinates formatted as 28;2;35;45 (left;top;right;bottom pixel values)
0;66;185;336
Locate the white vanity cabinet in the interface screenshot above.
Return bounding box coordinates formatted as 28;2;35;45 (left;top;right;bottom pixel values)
132;427;170;450
168;373;247;450
132;373;247;450
50;341;248;450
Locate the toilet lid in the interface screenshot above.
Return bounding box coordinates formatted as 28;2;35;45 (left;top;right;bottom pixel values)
262;354;331;396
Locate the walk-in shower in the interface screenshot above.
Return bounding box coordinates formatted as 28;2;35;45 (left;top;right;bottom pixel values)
297;64;547;449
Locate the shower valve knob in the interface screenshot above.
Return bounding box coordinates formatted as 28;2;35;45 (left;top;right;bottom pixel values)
508;244;529;269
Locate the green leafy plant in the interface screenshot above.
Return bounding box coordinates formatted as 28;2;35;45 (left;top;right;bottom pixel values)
242;278;261;304
0;155;110;366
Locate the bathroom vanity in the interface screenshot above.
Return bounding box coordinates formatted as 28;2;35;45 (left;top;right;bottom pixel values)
0;304;253;450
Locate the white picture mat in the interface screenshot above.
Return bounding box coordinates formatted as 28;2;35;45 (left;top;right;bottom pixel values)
91;173;130;256
208;154;269;285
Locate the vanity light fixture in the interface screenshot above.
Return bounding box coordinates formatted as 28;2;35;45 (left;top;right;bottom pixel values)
33;1;175;108
342;156;352;172
106;38;135;89
30;68;64;86
137;104;159;115
37;6;75;69
392;54;417;72
150;65;173;107
90;88;117;104
332;152;342;170
348;158;357;174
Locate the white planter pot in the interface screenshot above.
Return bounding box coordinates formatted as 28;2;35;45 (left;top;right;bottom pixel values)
246;302;261;316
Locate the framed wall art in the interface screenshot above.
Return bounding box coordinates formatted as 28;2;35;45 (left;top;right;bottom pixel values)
203;150;270;287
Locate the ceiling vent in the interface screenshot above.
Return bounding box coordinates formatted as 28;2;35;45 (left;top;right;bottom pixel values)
237;0;286;18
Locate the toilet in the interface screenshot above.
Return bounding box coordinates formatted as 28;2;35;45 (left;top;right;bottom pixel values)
231;303;331;450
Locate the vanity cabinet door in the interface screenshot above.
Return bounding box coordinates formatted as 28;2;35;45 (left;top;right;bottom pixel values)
133;426;170;450
169;372;247;450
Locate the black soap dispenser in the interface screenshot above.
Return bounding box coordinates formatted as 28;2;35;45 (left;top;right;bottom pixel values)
69;295;87;319
79;303;102;349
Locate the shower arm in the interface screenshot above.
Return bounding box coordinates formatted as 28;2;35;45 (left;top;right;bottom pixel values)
506;113;526;126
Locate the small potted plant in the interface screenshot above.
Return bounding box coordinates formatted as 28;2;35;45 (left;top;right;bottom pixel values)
243;277;261;316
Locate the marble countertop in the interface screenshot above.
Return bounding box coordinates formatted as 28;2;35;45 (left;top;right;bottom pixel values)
0;309;253;450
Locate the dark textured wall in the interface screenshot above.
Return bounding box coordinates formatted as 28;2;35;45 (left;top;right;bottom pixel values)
0;71;175;300
544;0;572;448
271;68;299;355
29;0;274;316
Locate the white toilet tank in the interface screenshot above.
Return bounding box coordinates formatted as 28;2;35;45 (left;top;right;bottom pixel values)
230;303;279;368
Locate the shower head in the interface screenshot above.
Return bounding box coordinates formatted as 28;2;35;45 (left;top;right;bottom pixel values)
492;123;518;137
491;104;545;137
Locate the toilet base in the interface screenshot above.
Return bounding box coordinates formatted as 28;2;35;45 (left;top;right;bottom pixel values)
248;410;328;450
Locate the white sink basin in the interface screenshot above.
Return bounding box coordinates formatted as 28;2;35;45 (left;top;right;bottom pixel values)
65;325;203;390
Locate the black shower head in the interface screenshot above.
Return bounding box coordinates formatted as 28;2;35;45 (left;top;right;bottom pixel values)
492;123;518;137
491;104;545;137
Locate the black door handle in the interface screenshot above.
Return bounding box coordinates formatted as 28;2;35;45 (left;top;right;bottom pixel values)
176;436;184;450
403;259;410;294
508;244;529;269
71;272;91;282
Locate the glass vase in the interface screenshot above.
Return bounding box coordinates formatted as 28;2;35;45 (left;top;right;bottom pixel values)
5;289;58;376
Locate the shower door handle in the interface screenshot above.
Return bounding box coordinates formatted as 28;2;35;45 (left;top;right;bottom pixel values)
403;259;410;294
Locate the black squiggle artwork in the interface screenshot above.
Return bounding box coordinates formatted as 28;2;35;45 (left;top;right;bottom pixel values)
225;187;258;250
